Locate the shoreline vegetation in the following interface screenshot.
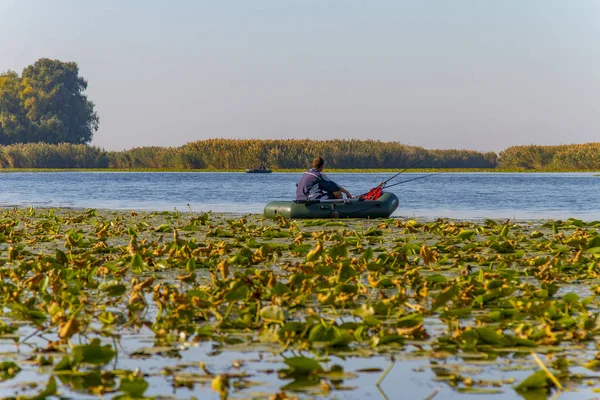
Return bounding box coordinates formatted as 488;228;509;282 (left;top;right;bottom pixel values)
0;168;598;173
3;60;597;173
0;139;599;172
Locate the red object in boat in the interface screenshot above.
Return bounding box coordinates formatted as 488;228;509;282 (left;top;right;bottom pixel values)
360;186;383;201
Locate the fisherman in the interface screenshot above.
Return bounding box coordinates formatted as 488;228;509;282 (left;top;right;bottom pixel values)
296;157;352;201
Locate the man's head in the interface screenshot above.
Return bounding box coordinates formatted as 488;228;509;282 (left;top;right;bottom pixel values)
311;157;325;171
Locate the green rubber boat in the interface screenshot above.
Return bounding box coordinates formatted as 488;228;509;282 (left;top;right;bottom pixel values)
264;192;399;219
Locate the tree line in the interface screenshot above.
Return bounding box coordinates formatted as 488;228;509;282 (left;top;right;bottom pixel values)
1;140;599;170
1;59;599;171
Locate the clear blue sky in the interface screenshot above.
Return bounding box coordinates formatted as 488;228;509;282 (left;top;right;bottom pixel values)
1;0;598;151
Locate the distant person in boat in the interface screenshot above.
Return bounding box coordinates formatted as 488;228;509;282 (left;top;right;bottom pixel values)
296;157;353;201
259;163;266;170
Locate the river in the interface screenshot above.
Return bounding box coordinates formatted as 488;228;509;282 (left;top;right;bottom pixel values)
1;172;598;220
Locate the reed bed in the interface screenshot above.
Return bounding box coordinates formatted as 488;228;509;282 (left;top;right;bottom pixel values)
1;140;600;171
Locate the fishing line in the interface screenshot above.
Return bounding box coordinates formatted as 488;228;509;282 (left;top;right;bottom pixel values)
379;158;425;187
383;172;442;188
357;158;425;198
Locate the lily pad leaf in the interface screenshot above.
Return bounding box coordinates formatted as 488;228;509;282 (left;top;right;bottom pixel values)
361;247;374;261
284;357;324;375
72;339;116;366
377;334;405;346
260;305;286;323
338;265;358;282
457;230;475;240
99;281;127;297
397;313;424;328
271;282;292;296
474;327;502;345
291;243;312;256
130;253;145;272
224;284;249;301
0;361;20;381
118;375;149;397
155;224;173;232
431;285;459;311
53;356;76;371
515;370;548;391
426;274;447;284
308;324;339;342
587;235;600;249
329;243;348;260
562;292;579;305
306;242;324;262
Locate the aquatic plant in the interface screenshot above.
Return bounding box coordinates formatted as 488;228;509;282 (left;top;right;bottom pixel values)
0;209;600;398
499;143;600;171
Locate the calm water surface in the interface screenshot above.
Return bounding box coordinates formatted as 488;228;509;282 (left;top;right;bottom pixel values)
1;172;599;220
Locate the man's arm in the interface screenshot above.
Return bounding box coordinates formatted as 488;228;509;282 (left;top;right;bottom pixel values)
339;186;353;198
318;176;340;193
319;175;352;198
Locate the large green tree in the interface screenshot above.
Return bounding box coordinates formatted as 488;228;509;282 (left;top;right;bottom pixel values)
0;71;29;144
0;58;99;145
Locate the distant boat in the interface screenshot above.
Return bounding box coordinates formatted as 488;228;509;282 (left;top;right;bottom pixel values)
246;164;271;173
246;168;272;173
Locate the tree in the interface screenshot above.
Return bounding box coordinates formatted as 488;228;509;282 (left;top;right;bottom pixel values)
18;58;99;144
0;71;29;144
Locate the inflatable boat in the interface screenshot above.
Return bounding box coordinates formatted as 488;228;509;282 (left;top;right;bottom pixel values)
246;168;272;173
264;192;399;219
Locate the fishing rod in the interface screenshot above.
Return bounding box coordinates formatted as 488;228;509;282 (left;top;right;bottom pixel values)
383;172;442;188
358;171;440;200
357;158;425;200
378;158;425;187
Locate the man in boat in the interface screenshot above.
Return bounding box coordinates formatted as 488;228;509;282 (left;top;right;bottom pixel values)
296;157;352;201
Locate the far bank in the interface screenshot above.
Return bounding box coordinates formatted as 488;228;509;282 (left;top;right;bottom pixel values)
0;139;599;171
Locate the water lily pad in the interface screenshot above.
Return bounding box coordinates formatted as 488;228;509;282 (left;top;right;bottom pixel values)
260;305;286;323
284;357;324;375
515;370;548;391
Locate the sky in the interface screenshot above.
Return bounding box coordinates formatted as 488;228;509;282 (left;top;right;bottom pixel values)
0;0;598;152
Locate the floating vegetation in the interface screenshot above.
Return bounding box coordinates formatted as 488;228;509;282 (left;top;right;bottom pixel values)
1;208;600;398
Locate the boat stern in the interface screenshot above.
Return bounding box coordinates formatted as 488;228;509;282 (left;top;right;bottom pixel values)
264;201;294;218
